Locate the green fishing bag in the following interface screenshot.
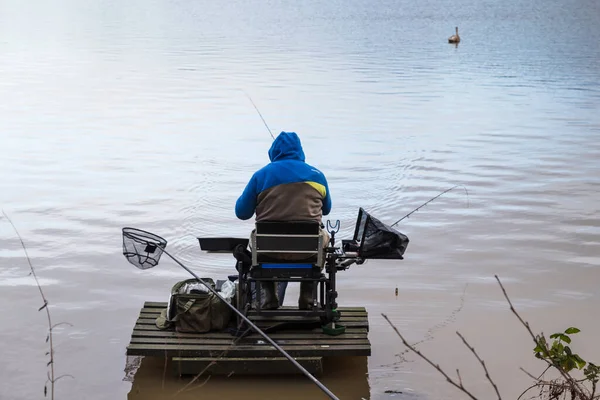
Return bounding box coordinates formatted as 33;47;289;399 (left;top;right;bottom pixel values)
155;278;234;333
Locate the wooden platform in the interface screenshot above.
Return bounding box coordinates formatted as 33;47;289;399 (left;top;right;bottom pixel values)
127;301;371;376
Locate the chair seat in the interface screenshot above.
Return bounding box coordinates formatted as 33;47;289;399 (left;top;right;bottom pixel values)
250;263;322;279
256;253;318;264
259;263;313;269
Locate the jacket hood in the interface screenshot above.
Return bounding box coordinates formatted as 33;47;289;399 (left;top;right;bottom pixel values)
268;131;305;162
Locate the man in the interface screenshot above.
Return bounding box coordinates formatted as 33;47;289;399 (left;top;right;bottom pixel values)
235;131;332;310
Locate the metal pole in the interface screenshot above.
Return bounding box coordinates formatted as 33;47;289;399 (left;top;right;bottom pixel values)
161;249;340;400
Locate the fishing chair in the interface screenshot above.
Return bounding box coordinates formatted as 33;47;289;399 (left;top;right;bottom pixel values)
200;207;409;336
238;220;332;318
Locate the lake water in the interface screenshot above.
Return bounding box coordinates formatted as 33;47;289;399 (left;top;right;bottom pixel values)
1;0;599;399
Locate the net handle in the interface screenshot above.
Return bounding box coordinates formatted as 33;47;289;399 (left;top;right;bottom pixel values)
120;227;339;399
158;247;339;400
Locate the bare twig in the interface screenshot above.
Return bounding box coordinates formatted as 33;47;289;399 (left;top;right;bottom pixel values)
521;367;545;382
384;276;598;400
181;375;211;393
2;210;72;399
494;275;588;399
457;369;463;387
50;322;74;330
517;383;543;400
494;275;536;340
517;381;570;400
54;374;75;382
456;331;502;399
381;313;479;400
162;336;168;390
537;365;552;380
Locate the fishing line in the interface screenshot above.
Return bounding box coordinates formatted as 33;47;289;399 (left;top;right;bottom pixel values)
390;185;470;227
236;94;469;230
241;90;275;140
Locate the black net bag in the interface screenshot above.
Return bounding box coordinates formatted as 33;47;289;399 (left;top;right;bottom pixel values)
357;209;409;259
122;227;167;269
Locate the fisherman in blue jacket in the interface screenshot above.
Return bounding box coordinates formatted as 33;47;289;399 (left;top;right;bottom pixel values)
235;131;332;309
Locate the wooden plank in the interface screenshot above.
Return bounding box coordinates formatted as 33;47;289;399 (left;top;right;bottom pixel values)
133;321;368;333
126;301;372;365
172;357;323;377
134;318;365;326
138;313;368;321
126;343;371;358
130;337;371;346
140;306;366;314
144;301;170;308
136;316;368;324
143;301;367;313
131;329;368;340
244;316;367;322
247;309;368;317
134;320;369;331
138;314;368;323
139;308;369;319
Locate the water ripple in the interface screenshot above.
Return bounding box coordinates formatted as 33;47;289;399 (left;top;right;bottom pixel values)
1;0;600;399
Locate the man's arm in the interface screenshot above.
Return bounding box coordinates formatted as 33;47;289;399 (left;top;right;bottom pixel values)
322;178;332;216
235;174;258;220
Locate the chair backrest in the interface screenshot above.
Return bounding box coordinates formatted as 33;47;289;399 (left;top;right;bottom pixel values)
251;220;323;267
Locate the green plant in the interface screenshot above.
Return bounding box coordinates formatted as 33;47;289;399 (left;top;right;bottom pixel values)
535;328;586;371
521;327;600;400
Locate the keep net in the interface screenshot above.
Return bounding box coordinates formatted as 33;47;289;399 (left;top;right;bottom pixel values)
361;213;409;259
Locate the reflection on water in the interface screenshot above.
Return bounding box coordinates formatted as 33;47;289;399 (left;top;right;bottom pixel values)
128;356;371;400
1;0;599;399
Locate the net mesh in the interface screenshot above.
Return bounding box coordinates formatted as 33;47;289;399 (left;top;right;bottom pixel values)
122;227;167;269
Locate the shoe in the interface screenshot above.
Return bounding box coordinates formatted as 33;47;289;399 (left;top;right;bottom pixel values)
298;281;315;310
257;282;279;310
298;302;313;310
263;301;280;310
252;298;279;310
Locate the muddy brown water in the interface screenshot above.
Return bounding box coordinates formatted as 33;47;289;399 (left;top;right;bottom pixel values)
1;0;599;399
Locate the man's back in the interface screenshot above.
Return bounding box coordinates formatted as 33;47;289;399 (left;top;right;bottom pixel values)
234;131;331;310
235;131;331;222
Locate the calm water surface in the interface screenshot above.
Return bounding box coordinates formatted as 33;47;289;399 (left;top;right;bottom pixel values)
1;0;599;399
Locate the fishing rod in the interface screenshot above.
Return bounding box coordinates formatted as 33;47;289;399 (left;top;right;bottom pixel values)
242;90;275;140
236;95;468;230
390;185;469;227
121;228;340;400
239;92;469;228
163;250;338;399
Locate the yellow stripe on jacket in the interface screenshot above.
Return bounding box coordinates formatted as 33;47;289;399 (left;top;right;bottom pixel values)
305;181;326;198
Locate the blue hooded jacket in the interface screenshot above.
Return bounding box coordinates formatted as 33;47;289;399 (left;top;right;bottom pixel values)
235;131;332;220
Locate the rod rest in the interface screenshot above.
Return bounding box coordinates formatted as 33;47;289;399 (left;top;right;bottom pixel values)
233;244;252;273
